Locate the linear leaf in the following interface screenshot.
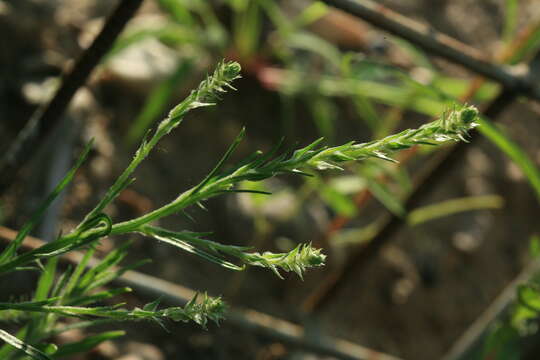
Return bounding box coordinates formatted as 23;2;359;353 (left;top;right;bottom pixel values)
126;60;194;145
503;0;519;43
0;329;52;360
34;257;59;301
477;117;540;202
408;195;504;226
0;141;92;266
53;331;125;358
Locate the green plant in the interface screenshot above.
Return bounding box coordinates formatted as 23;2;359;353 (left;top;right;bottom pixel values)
469;235;540;360
0;61;479;359
115;0;332;144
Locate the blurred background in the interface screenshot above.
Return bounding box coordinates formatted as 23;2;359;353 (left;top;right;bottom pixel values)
1;0;540;359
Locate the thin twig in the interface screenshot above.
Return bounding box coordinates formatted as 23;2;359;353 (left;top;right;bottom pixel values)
0;0;144;195
0;226;402;360
320;0;540;100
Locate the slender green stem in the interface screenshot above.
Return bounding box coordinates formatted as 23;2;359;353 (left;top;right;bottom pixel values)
78;61;241;229
111;105;479;237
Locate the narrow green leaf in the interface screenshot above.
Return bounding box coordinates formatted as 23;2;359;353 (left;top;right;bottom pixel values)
503;0;519;43
293;2;328;27
231;0;262;58
367;180;405;217
192;127;246;195
517;284;540;312
431;75;498;101
360;165;406;217
75;241;132;294
318;181;358;217
50;265;73;298
477;117;540;202
530;235;540;259
257;0;290;36
351;95;380;132
0;329;52;360
146;229;244;271
107;25;201;60
0;326;28;358
390;37;433;69
80;61;241;225
50;319;118;337
63;246;96;298
157;0;196;25
34;257;59;301
126;60;194;145
307;96;337;140
408;195;504;226
0;141;92;266
53;331;125;358
287;32;342;69
143;298;162;312
68;287;132;307
0;298;61;311
86;259;151;292
0;214;112;275
509;23;540;64
481;323;521;360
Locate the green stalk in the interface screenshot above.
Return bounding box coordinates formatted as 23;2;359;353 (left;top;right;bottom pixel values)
111;105;479;236
78;61;241;229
